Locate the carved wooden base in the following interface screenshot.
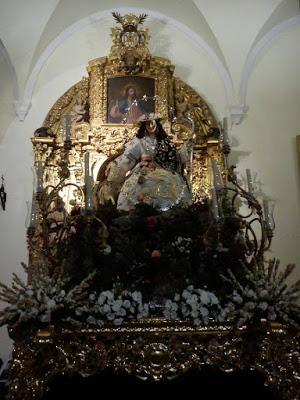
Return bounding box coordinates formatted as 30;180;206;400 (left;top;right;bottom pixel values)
6;320;300;400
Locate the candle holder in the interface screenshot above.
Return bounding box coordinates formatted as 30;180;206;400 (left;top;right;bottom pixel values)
0;175;7;211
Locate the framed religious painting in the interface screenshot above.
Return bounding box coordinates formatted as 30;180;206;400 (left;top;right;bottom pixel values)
106;76;155;124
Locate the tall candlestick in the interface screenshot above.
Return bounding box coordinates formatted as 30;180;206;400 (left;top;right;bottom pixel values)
263;199;275;230
65;114;72;142
211;187;220;222
36;161;44;193
263;199;269;224
211;158;223;191
29;194;37;228
222;117;229;145
84;152;93;211
246;168;253;194
84;151;90;178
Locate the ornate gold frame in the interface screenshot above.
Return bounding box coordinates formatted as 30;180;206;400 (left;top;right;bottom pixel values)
7;320;300;400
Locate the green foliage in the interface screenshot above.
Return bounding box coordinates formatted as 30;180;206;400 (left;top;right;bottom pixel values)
58;203;245;301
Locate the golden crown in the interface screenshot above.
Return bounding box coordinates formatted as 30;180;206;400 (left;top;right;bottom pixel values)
112;12;147;29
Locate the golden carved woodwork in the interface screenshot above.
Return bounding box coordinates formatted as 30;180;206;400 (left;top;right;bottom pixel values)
31;13;221;210
7;320;300;400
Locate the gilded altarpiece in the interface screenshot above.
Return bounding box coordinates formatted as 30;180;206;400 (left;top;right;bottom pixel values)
5;13;299;400
32;14;220;212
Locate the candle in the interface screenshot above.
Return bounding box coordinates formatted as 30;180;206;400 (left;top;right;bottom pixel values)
246;168;253;194
84;152;93;211
211;159;223;190
263;199;275;230
65;114;72;142
222;117;229;145
36;161;44;193
211;187;220;222
29;194;37;228
263;199;269;224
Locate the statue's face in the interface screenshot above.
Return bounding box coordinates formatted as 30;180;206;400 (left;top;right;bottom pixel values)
145;120;157;134
128;87;135;97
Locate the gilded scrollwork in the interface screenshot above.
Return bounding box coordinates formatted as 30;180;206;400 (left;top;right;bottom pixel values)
6;321;300;400
174;78;216;142
43;78;89;139
31;13;221;208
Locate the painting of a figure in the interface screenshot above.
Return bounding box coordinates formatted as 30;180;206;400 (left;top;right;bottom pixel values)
107;76;155;124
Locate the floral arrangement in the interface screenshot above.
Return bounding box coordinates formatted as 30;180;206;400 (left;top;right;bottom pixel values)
0;257;299;330
222;259;300;326
74;289;149;326
163;285;231;325
0;263;94;328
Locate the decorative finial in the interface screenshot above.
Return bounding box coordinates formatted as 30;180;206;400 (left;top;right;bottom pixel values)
0;175;7;210
112;12;148;31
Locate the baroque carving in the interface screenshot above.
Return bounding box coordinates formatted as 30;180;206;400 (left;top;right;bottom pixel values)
7;321;300;400
30;12;220;207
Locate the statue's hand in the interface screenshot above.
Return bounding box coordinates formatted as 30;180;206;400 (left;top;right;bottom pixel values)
97;181;116;206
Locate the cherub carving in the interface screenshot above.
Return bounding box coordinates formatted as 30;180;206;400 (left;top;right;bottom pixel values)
72;97;87;124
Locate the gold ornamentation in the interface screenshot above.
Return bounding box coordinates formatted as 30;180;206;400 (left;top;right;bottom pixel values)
7;321;300;400
34;13;219;207
109;13;150;74
174;78;216;142
43;78;89;139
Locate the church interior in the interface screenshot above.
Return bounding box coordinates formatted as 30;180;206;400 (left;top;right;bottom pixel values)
0;1;300;399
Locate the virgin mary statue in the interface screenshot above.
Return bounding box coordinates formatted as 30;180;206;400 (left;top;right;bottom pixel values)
95;115;192;211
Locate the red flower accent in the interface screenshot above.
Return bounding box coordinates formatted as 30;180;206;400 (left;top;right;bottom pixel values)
146;216;158;228
151;250;161;258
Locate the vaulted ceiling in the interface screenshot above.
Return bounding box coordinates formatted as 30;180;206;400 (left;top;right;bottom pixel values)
0;0;299;141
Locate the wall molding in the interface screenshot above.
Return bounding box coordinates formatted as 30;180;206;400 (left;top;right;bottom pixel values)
239;15;300;107
0;39;19;100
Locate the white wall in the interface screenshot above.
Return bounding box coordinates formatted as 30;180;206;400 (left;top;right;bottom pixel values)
232;23;300;270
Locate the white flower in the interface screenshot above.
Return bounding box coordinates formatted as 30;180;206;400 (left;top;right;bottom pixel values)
165;299;173;309
209;293;219;305
199;306;209;317
113;318;123;326
47;299;57;310
186;294;198;304
258;289;268;299
102;304;111;313
106;313;115;321
199;291;210;305
258;301;268;311
117;308;126;317
123;300;131;309
98;294;106;305
112;299;123;312
39;313;51;323
132;291;142;303
246;289;257;299
174;293;180;302
232;291;243;304
102;290;114;300
86;316;97;325
89;293;96;302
